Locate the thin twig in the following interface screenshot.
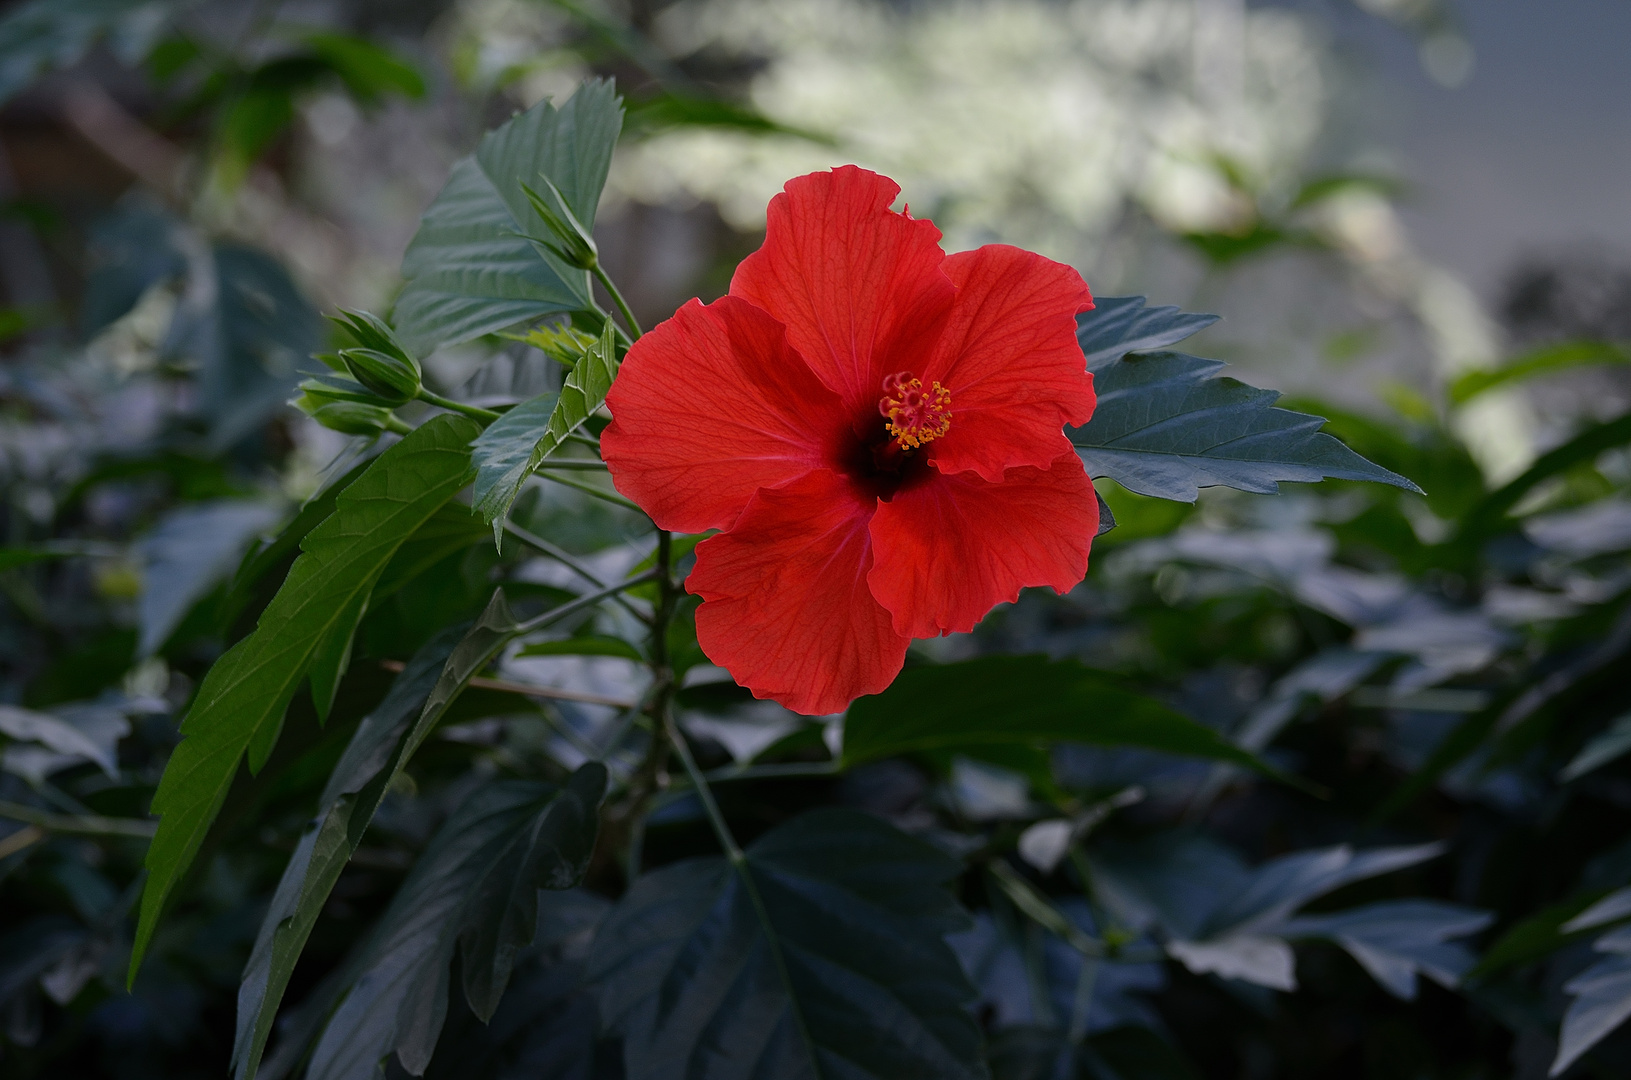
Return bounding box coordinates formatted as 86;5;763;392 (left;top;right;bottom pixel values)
501;520;652;624
537;470;643;513
517;571;658;634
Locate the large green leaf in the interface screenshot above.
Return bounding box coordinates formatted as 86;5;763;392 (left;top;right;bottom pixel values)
394;79;624;354
1072;350;1419;502
232;628;460;1080
588;808;986;1080
131;415;480;982
369;501;490;603
471;322;619;542
1076;295;1218;371
243;590;552;1080
302;768;606;1080
843;655;1276;776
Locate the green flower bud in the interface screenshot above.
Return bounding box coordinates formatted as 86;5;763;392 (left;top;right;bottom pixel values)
298;398;396;436
328;309;415;365
341;347;421;403
294;374;383;406
519;176;599;270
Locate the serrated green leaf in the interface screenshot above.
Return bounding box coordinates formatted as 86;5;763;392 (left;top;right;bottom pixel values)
1071;349;1421;502
301;767;606;1080
1076;294;1218;371
232;628;463;1080
843;655;1279;777
588;807;986;1080
236;588;596;1080
369;501;490;604
394;79;624;354
472;322;619;543
131;415;480;984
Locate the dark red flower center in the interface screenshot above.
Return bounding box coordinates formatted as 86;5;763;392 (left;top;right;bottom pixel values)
838;371;953;500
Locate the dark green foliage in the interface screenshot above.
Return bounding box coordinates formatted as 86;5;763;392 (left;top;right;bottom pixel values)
394;79;625;353
5;16;1631;1080
299;767;605;1080
472;322;620;542
588;809;986;1080
843;656;1278;776
132;415;480;979
1074;349;1419;501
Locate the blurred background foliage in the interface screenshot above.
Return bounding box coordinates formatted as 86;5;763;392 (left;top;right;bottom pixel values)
0;0;1629;1077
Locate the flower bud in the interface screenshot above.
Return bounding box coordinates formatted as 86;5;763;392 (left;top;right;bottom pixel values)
298;398;396;436
329;309;415;366
293;375;382;406
341;347;421;403
520;177;599;270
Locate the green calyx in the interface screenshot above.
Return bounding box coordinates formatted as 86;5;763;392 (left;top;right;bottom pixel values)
295;397;401;436
341;347;422;403
519;176;600;270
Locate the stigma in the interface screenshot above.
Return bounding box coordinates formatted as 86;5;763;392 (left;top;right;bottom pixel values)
878;372;952;450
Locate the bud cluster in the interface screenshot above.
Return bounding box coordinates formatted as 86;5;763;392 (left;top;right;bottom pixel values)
292;309;423;436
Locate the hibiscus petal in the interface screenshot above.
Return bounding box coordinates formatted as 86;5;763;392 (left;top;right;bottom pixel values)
689;469;908;715
603;295;845;533
868;453;1099;638
730;165;955;410
923;245;1097;481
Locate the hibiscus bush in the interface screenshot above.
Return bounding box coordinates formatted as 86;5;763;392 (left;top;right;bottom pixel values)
7;8;1631;1080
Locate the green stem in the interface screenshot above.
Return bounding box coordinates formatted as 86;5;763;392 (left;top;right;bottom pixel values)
416;389;501;423
537;470;644;514
662;697;818;1054
988;860;1104;958
384;413;413;435
663;712;743;862
502;521;652;625
593;263;643;340
516;571;657;634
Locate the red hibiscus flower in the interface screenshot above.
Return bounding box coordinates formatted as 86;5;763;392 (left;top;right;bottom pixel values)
602;166;1099;715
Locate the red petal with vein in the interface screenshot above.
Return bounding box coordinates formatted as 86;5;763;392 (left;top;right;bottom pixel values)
602;295;844;533
923;245;1097;481
689;470;907;715
867;454;1099;638
730;165;956;410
